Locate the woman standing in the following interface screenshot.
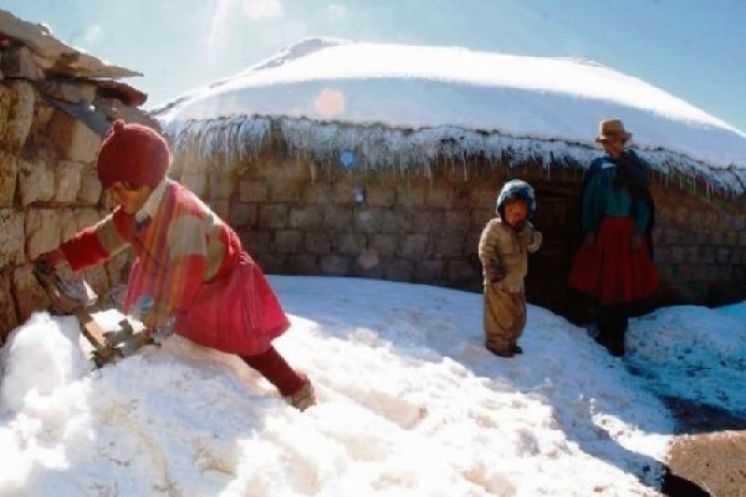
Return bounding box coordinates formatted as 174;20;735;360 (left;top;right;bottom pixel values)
568;119;659;357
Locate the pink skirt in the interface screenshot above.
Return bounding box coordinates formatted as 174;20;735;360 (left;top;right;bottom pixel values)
174;252;290;356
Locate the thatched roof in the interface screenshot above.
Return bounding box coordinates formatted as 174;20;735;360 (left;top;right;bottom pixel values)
158;38;746;196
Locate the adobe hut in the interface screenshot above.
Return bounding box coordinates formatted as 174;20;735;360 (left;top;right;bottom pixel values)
158;39;746;320
0;9;156;339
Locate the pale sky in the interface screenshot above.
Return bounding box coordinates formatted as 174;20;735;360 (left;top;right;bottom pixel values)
4;0;745;132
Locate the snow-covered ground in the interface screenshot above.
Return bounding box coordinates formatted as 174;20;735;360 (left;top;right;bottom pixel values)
0;277;742;496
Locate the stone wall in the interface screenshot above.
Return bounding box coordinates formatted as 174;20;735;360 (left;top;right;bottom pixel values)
170;141;746;318
0;81;129;339
652;187;746;305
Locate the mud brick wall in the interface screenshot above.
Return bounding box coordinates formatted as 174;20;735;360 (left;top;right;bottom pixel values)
0;81;129;339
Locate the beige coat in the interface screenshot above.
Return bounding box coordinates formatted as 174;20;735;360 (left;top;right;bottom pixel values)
478;218;542;353
478;218;542;293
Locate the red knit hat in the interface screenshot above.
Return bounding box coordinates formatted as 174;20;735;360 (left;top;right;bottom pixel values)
96;119;171;189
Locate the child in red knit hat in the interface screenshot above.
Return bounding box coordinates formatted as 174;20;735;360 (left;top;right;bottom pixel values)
38;120;315;410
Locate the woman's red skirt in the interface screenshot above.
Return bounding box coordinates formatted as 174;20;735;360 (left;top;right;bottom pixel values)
568;217;659;306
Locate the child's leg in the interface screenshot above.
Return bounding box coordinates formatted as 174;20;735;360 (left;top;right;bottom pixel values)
508;295;527;353
484;286;524;357
242;346;315;410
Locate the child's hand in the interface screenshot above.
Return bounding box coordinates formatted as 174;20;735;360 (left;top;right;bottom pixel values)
34;248;67;269
490;265;507;284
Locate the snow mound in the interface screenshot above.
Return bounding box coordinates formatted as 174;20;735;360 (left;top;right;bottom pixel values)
158;38;746;177
0;277;687;496
0;312;90;411
627;302;746;414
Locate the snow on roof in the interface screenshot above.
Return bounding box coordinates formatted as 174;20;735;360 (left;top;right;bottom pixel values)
158;38;746;194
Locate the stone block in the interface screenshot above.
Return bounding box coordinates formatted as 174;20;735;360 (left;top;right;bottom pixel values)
399;234;429;260
304;183;332;204
323;205;353;231
448;260;479;283
4;80;35;150
0;151;17;207
332;181;356;204
425;187;453;208
412;211;445;234
0;47;44;80
384;259;414;281
54;161;84;202
47;110;102;163
289;206;324;230
74;208;102;230
469;186;496;208
207;200;230;222
25;209;61;260
415;260;445;282
397;185;426;207
370;234;397;256
0;271;18;339
444;210;470;232
77;169;103;205
208;172;236;201
0;210;25;266
181;173;208;198
724;231;738;246
701;247;715;264
306;232;330;254
239;180;268;202
716;248;730;264
434;232;466;257
275;230;303;254
13;264;51;323
240;230;271;255
259;205;287;229
18;157;55;206
254;253;286;274
356;249;380;271
366;184;396;207
377;210;400;234
39;79;97;104
58;209;77;243
29;103;55;143
269;181;303;202
470;209;493;230
320;255;350;275
337;233;365;255
287;254;318;274
352;255;383;278
229;203;258;228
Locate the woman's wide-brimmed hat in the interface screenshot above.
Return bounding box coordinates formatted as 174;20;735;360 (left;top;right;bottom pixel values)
595;118;632;143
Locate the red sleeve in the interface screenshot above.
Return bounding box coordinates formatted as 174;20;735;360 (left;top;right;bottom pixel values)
59;209;133;272
60;225;111;272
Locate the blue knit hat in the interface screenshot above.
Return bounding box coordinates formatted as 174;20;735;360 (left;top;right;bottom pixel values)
496;179;537;220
